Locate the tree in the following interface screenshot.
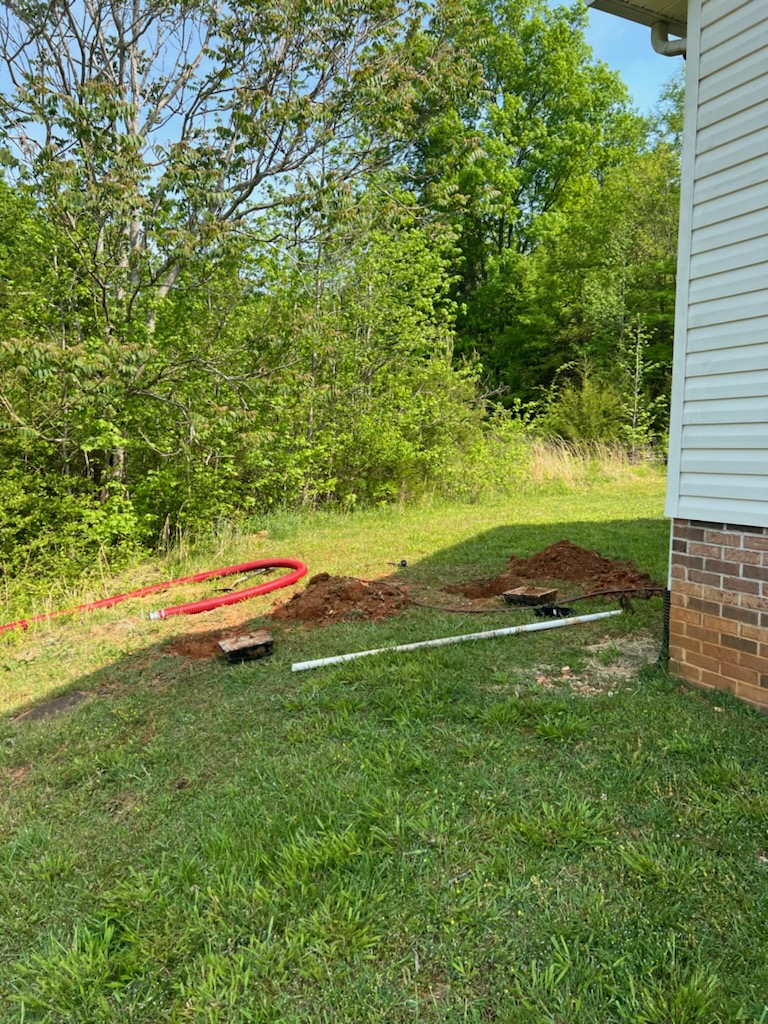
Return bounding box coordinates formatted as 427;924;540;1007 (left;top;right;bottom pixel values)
492;138;679;402
0;0;448;483
0;0;437;303
255;185;482;506
407;0;654;404
412;0;640;284
494;71;683;407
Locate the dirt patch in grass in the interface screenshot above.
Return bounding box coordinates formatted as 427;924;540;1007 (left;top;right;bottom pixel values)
163;597;281;660
11;690;90;723
165;574;409;654
445;540;660;599
0;765;31;787
535;633;659;696
165;626;254;660
272;573;409;627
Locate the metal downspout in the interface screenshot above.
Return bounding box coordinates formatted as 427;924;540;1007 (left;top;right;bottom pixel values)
651;21;687;58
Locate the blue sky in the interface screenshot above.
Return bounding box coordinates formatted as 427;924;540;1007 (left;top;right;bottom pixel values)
583;6;683;113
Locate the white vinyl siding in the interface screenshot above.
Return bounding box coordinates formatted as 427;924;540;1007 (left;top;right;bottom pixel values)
666;0;768;527
691;207;768;253
699;2;759;51
698;47;766;106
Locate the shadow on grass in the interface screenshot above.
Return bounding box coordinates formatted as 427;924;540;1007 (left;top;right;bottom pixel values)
398;516;667;586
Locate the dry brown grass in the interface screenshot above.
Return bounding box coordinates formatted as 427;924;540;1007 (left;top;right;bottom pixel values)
525;439;661;488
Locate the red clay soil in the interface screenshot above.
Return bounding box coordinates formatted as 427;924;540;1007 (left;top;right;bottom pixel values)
164;574;409;658
166;541;658;658
445;540;660;600
165;625;255;660
271;573;408;627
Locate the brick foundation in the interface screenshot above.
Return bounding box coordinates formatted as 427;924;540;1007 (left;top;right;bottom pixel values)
669;519;768;708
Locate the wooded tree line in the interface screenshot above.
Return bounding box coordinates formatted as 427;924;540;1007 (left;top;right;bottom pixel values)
0;0;681;576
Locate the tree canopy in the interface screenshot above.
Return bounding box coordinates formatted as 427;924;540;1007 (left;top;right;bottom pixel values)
0;0;682;578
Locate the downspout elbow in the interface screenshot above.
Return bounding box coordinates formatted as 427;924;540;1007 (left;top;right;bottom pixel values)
651;20;687;58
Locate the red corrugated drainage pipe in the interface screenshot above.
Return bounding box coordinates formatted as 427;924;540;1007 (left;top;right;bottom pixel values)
0;558;308;634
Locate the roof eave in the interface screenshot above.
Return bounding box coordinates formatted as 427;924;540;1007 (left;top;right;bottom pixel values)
587;1;687;38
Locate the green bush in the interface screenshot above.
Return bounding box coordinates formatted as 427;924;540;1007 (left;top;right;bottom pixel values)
537;368;627;444
0;469;146;580
436;408;532;502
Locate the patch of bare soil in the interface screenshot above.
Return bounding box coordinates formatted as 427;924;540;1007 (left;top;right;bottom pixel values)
445;540;660;600
535;633;659;696
164;574;409;657
162;586;287;660
0;765;31;786
271;573;409;627
11;691;90;723
165;625;254;660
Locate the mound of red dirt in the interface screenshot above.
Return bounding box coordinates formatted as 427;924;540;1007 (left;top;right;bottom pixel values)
164;574;409;657
446;540;659;600
166;541;659;657
271;573;409;627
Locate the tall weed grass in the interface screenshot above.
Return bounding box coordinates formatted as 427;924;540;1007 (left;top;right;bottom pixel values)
525;439;663;489
432;433;663;502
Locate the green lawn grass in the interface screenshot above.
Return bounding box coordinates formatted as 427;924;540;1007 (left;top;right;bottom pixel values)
2;471;768;1022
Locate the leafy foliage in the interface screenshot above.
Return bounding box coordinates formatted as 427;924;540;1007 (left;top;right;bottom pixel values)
0;2;683;579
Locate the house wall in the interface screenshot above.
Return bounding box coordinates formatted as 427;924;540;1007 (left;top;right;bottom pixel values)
666;0;768;705
666;0;768;527
669;519;768;707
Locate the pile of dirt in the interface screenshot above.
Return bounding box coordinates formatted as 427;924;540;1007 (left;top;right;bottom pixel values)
271;573;409;626
446;540;659;600
166;541;659;657
164;574;409;658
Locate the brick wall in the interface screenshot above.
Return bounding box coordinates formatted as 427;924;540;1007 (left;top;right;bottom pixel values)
669;518;768;708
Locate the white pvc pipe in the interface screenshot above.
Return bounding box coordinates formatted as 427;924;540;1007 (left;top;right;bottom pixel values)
291;610;622;672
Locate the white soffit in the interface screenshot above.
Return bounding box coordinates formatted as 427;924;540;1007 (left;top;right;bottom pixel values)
587;0;687;37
